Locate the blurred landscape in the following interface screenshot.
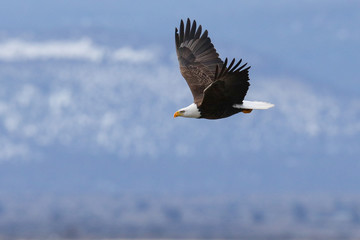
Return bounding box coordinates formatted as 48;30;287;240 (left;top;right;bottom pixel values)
0;0;359;239
1;193;360;239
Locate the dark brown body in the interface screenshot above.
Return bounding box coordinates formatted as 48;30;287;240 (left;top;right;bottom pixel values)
198;104;242;119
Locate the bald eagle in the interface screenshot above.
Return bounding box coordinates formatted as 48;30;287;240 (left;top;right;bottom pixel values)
173;19;274;119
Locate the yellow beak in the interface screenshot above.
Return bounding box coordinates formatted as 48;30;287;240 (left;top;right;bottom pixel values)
174;111;181;118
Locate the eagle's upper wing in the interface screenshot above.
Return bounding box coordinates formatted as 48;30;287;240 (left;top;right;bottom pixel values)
175;19;223;105
201;59;251;108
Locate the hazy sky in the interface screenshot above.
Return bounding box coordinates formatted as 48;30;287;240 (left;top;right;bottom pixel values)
0;0;359;195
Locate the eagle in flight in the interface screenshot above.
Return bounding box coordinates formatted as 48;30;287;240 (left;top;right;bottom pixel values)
173;19;274;119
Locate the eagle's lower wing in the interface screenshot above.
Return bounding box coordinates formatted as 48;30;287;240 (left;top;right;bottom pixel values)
201;61;251;107
175;19;223;105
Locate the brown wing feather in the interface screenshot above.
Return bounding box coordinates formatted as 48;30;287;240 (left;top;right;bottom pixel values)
175;18;223;105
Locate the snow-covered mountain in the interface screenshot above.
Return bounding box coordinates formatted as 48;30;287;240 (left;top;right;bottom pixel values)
0;36;358;194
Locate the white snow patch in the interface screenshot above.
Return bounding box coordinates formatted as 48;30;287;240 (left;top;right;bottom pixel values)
112;46;157;63
48;90;72;115
4;114;21;132
0;38;104;61
0;139;29;161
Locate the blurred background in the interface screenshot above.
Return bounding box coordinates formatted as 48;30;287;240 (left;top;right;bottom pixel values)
0;0;359;239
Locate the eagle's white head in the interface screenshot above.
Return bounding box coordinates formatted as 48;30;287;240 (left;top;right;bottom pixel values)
174;103;201;118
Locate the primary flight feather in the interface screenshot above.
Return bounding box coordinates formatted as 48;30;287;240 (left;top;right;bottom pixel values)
173;19;274;119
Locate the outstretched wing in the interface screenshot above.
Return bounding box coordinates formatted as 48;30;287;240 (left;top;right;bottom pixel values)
201;58;251;108
175;18;223;105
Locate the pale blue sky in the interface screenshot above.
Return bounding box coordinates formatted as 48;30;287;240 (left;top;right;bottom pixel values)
0;0;359;195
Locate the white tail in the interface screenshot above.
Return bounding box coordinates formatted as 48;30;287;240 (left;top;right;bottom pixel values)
233;100;274;110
